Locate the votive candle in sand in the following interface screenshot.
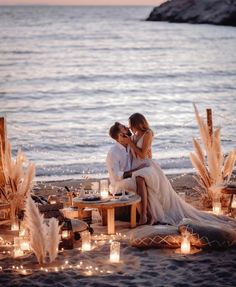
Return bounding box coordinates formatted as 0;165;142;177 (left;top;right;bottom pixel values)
14;248;24;258
110;241;120;263
181;233;191;254
20;240;30;251
231;196;236;209
61;230;70;239
81;230;91;251
212;201;221;215
11;223;19;231
17;268;33;276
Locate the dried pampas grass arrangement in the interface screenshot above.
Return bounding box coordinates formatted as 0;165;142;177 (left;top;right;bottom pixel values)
0;139;35;223
25;196;61;265
190;104;236;207
25;196;47;265
46;217;61;263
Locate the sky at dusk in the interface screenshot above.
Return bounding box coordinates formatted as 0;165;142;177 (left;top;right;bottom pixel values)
0;0;166;5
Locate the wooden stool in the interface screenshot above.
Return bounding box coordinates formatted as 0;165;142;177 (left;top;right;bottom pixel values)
221;184;236;213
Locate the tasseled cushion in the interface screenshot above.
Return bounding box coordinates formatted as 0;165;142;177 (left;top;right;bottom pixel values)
130;225;182;249
178;218;236;249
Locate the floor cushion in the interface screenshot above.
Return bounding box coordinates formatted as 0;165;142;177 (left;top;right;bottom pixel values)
178;218;236;249
130;225;182;249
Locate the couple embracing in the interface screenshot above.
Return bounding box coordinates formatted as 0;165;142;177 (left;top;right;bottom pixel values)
106;113;236;228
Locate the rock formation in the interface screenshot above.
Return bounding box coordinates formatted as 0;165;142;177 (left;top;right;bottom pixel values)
147;0;236;27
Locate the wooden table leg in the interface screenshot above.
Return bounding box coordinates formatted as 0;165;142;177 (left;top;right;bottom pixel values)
100;209;107;226
130;204;137;228
107;208;115;234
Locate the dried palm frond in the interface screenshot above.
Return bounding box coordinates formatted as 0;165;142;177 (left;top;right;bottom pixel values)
207;149;221;185
193;104;211;150
222;149;236;181
189;152;211;188
0;186;8;201
190;105;235;207
25;196;47;265
18;163;36;197
0;139;35;221
47;218;61;263
213;128;222;164
192;138;205;165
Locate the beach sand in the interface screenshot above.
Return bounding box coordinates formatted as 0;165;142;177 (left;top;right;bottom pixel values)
0;173;236;287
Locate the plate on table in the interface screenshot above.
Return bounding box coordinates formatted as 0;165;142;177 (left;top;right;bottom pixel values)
74;196;110;203
114;191;135;199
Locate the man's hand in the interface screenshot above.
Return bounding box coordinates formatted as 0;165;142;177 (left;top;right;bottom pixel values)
137;163;149;170
121;135;132;145
123;170;132;179
123;163;149;179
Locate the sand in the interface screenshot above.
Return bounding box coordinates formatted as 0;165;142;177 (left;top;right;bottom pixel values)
0;173;236;287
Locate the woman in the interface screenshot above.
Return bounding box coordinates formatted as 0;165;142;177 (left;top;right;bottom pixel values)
125;113;236;227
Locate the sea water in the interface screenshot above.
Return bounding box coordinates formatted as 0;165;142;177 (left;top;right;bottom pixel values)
0;6;235;180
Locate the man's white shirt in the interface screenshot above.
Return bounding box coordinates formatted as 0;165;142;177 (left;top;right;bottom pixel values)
106;142;132;190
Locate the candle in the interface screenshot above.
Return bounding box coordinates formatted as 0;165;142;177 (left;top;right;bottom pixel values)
17;269;33;276
100;179;109;198
48;195;58;204
14;248;24;258
20;241;30;251
50;200;57;205
81;230;91;251
110;241;120;263
231;196;236;209
101;190;109;198
11;223;19;231
181;238;191;254
61;230;70;239
180;230;191;255
19;228;26;237
212;201;221;215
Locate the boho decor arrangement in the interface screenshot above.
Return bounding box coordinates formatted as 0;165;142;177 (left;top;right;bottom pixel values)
190;104;236;208
0;139;35;224
25;196;61;265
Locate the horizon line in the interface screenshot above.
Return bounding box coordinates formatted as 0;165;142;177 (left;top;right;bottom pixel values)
0;4;158;7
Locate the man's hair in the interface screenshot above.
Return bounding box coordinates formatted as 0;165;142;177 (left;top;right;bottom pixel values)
109;122;121;140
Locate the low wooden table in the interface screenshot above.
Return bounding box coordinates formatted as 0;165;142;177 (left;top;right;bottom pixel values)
73;194;141;234
221;184;236;213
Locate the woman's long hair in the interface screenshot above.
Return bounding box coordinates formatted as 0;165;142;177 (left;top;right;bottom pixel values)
129;113;151;132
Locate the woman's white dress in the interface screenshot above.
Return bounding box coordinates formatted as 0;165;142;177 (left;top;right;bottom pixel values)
121;134;236;228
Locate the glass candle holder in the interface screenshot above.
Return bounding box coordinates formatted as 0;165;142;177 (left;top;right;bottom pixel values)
231;195;236;209
212;201;221;215
181;237;191;254
14;238;24;257
110;241;120;263
91;182;99;195
11;221;19;231
14;248;24;258
100;179;109;198
19;228;26;237
180;230;191;254
61;230;70;239
20;239;30;251
81;230;91;251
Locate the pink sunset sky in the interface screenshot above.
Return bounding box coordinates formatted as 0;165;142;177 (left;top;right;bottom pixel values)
0;0;166;5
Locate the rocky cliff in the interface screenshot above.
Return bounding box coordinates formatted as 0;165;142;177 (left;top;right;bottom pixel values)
147;0;236;27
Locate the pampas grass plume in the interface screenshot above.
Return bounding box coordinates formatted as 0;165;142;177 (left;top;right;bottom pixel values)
25;196;47;265
47;217;61;263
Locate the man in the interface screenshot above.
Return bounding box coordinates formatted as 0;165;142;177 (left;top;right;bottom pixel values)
106;122;148;224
